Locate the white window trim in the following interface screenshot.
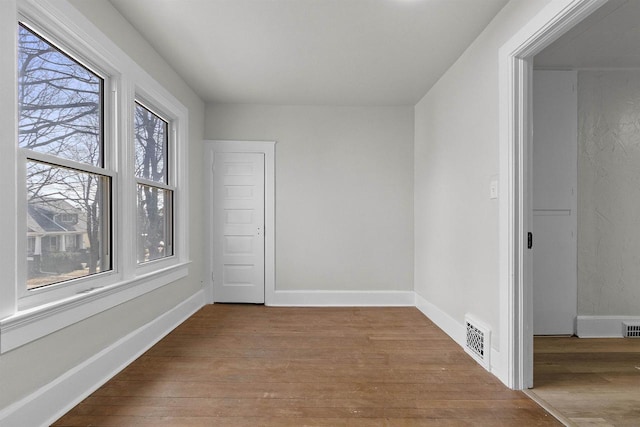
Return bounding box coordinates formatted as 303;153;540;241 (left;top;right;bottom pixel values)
132;85;187;276
0;0;190;354
1;263;189;352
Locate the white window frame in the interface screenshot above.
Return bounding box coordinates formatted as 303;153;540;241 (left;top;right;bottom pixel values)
132;97;176;270
16;15;119;307
27;237;36;253
0;0;190;354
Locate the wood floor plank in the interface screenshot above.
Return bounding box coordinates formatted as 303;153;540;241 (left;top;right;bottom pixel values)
530;336;640;426
52;306;560;426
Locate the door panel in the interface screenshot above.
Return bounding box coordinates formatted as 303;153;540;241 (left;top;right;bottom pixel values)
213;152;265;303
532;70;577;335
533;214;576;334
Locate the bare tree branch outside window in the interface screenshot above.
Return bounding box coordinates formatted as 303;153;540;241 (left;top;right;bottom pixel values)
18;24;102;165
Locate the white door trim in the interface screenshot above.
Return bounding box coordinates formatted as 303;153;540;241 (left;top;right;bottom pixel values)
498;0;606;390
204;140;276;305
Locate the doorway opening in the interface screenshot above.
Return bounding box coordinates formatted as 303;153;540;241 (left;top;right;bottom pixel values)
523;1;640;423
498;0;608;390
503;0;640;418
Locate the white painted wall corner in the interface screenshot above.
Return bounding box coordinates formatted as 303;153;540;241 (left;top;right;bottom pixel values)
414;292;507;382
414;292;465;346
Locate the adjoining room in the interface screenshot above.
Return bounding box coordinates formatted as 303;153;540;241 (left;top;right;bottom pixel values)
529;0;640;423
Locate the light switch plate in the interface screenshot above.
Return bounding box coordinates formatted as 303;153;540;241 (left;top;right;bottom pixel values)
490;180;498;199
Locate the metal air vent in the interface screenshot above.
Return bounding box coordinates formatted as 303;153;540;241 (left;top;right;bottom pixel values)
465;315;491;370
623;322;640;338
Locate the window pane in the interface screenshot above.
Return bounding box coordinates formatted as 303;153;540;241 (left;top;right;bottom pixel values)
137;185;172;263
27;161;111;289
134;103;167;183
18;24;103;166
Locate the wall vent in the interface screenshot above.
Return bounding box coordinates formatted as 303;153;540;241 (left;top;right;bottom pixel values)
623;322;640;338
464;315;491;370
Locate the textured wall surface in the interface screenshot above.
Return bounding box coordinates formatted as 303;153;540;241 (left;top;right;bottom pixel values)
578;70;640;316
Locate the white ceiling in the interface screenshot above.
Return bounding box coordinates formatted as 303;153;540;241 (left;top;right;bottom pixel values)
535;0;640;69
108;0;508;106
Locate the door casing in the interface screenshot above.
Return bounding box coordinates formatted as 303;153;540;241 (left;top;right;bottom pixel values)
204;140;276;305
499;0;607;389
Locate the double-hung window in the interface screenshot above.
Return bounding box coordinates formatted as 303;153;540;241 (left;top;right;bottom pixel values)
18;22;112;293
134;101;174;264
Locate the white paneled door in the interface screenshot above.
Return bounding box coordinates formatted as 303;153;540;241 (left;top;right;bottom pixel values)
213;152;265;303
532;70;577;335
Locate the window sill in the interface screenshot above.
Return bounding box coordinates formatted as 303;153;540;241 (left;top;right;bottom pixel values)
0;261;190;353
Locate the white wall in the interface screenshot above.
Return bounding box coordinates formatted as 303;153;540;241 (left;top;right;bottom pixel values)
0;0;205;411
206;104;414;293
414;0;552;353
578;70;640;316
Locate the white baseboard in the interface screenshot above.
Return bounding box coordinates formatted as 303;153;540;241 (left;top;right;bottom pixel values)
490;348;508;386
577;315;640;338
0;289;206;427
268;290;415;307
414;293;505;378
414;292;465;346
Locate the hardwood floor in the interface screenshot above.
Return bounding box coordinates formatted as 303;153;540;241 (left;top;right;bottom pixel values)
529;336;640;426
53;305;560;426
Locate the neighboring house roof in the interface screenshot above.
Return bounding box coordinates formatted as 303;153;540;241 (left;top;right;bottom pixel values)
27;211;45;234
27;198;86;234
